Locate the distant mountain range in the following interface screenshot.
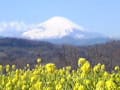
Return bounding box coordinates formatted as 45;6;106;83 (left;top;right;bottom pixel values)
0;16;110;45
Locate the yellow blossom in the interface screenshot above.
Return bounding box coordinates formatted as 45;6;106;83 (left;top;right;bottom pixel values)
45;63;56;73
106;79;117;90
78;58;86;66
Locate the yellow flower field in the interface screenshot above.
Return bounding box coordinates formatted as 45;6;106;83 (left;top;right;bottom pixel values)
0;58;120;90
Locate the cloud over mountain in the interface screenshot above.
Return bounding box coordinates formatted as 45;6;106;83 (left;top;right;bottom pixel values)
0;21;27;31
0;21;27;37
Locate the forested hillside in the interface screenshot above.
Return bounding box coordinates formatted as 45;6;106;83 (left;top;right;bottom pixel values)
0;38;119;70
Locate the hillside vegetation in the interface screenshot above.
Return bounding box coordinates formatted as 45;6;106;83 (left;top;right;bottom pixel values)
0;38;120;70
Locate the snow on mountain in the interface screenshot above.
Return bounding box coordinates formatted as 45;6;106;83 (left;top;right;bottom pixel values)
22;16;85;39
0;16;109;45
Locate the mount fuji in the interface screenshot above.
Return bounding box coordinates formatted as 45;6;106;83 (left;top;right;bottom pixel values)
22;16;109;45
0;16;109;45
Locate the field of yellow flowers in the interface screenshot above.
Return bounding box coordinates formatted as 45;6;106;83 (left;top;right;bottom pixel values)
0;58;120;90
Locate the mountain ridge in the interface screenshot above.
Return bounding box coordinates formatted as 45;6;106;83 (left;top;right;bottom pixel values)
0;37;119;70
22;16;109;45
0;16;110;45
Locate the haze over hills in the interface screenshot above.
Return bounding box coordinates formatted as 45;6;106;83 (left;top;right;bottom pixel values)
0;37;119;70
0;16;110;45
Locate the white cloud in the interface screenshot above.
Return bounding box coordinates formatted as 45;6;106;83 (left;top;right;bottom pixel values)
0;22;7;32
0;21;27;32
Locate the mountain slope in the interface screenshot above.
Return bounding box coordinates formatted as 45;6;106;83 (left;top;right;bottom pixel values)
22;16;109;45
22;16;84;39
0;37;119;70
0;16;109;45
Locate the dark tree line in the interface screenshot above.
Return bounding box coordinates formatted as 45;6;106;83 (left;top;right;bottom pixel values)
0;38;120;71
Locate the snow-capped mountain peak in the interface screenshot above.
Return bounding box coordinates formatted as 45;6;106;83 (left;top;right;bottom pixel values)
22;16;85;39
0;16;109;45
41;16;84;31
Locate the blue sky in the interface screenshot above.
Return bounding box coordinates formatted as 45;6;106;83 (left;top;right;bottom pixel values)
0;0;120;38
